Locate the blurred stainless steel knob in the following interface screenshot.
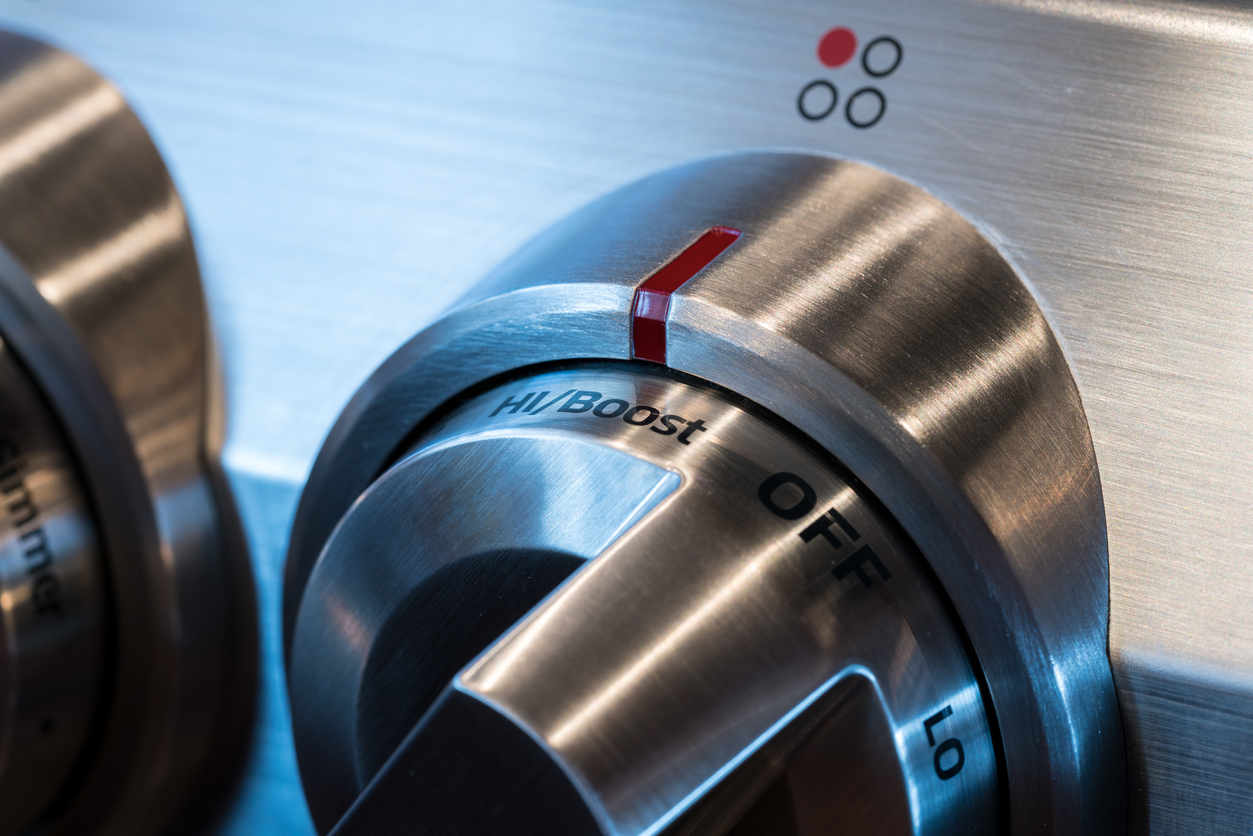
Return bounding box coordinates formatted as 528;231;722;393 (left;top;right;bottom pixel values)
286;152;1123;834
0;31;254;836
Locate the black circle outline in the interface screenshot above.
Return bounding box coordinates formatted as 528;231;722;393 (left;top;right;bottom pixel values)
845;87;886;129
861;36;903;78
758;472;817;520
797;80;838;121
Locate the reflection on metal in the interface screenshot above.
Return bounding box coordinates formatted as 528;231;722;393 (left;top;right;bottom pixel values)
291;427;681;827
287;152;1119;835
290;367;996;835
37;194;186;309
0;31;255;836
0;82;122;181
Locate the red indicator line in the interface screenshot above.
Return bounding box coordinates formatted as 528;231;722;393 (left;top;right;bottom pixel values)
631;226;741;364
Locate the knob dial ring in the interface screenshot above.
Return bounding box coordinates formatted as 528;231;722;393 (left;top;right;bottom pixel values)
291;366;999;834
0;337;105;829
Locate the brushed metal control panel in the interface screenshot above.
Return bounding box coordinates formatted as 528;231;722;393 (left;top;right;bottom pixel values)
1;1;1247;833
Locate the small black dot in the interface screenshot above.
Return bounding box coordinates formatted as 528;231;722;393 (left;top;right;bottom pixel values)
40;718;54;734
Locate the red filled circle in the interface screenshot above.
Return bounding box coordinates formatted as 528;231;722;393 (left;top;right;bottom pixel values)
817;27;857;68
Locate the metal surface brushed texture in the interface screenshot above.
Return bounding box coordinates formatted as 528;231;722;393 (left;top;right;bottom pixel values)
0;1;1246;833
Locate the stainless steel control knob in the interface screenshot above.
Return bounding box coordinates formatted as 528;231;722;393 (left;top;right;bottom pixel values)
287;152;1124;835
0;31;255;836
290;366;998;834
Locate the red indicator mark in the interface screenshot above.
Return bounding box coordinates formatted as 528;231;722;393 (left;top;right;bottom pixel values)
817;27;857;68
631;227;741;364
